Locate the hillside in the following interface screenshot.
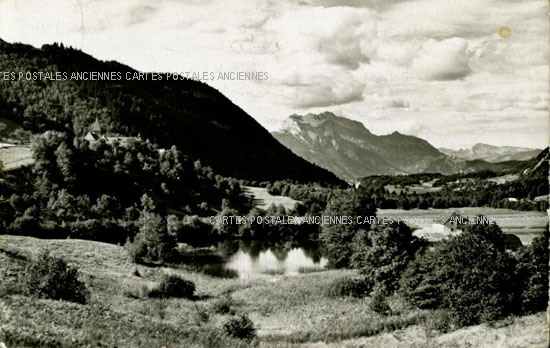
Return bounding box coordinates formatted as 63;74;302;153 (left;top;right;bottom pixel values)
439;143;541;163
0;39;342;184
1;235;546;348
271;112;527;181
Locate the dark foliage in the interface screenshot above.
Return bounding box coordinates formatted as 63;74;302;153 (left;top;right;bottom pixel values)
351;223;426;295
325;276;371;298
356;151;548;212
223;315;257;342
0;39;342;184
3;129;253;247
212;295;236;314
21;251;89;303
320;190;376;268
515;228;549;314
400;222;519;326
149;274;195;299
369;290;391;315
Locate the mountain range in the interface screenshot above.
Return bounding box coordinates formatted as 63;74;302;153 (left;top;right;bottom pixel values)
0;39;342;184
438;144;541;163
271;112;539;181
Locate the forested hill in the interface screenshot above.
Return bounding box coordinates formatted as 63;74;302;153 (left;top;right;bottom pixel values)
0;39;342;184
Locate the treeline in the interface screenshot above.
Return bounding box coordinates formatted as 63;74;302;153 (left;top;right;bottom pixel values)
267;174;548;212
320;206;548;327
0;40;342;184
0;132;252;245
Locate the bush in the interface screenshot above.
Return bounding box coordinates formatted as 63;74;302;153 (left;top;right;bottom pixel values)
351;223;426;295
400;225;518;327
320;191;376;268
213;295;236;314
122;283;151;299
126;211;177;264
423;309;453;333
515;229;549;314
149;274;195;299
369;290;391;315
202;265;239;279
21;251;89;304
325;276;371;298
223;314;256;342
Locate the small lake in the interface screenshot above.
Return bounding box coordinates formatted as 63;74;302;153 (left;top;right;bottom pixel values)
225;247;328;279
191;240;328;279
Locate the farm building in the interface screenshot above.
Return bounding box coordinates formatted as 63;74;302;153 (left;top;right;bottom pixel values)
84;118;137;146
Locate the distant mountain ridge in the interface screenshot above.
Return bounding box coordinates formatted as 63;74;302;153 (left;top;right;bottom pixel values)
271;112;534;180
272;112;455;180
439;143;541;163
0;39;343;184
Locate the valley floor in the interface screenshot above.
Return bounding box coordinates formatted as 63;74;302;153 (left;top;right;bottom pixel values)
0;235;547;348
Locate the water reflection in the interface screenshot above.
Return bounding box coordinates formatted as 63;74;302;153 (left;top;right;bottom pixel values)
218;240;328;279
225;247;328;278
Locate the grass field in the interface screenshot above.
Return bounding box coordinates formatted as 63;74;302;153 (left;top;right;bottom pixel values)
378;208;547;245
244;186;300;211
0;145;33;171
1;235;546;347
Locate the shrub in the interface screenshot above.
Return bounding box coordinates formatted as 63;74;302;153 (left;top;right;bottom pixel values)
126;211;177;264
122;283;151;299
369;290;391;315
351;223;426;295
400;226;518;327
21;251;89;304
423;309;453;333
320;191;376;268
515;229;549;314
202;265;239;279
213;295;235;314
223;314;256;342
149;274;195;299
325;276;371;298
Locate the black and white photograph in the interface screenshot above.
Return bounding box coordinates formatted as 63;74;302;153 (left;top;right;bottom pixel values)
0;0;548;347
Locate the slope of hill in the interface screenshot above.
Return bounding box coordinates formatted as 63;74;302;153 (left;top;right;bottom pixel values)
0;39;342;184
1;234;546;348
439;143;541;163
272;112;460;180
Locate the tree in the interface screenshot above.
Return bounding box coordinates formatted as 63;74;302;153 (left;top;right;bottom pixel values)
0;123;8;140
22;251;89;304
351;222;426;295
320;190;376;268
126;195;176;264
515;228;549;314
400;226;518;326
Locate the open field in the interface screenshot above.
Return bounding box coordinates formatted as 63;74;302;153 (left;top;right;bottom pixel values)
0;235;546;347
487;174;520;185
385;184;442;195
0;145;33;171
244;186;300;210
378;208;547;245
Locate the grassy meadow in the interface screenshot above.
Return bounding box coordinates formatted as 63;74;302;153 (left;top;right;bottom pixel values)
0;145;33;171
0;235;546;348
243;186;300;211
378;208;547;245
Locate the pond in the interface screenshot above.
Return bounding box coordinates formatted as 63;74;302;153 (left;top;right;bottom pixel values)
192;240;329;279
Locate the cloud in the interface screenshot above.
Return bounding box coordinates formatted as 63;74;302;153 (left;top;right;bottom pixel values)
300;0;410;10
412;38;472;81
127;5;157;26
317;13;372;69
283;74;365;108
390;99;409;108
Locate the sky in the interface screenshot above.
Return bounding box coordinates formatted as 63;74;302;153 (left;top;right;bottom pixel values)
0;0;548;149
